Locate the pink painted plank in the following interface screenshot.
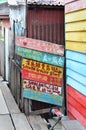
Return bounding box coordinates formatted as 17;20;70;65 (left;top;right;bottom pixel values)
65;0;86;13
68;104;86;128
67;86;86;108
22;69;63;86
16;36;64;56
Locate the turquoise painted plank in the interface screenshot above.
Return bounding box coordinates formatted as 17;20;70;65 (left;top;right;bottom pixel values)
66;59;86;77
66;50;86;64
15;46;64;67
67;76;86;96
67;68;86;86
23;89;63;106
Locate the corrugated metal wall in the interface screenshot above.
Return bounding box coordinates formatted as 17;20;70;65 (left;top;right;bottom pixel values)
65;0;86;128
28;7;64;45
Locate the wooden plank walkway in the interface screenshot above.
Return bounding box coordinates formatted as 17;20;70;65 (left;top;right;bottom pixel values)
0;76;85;130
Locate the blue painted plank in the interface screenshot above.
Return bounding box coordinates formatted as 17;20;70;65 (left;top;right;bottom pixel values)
66;50;86;64
67;68;86;86
15;46;64;67
66;59;86;77
67;76;86;96
23;89;63;106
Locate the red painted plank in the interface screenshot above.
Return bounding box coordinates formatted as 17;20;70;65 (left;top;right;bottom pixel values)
68;112;76;120
22;69;63;86
16;36;64;56
22;59;63;78
68;104;86;128
22;79;62;96
67;85;86;108
67;94;86;118
65;0;86;13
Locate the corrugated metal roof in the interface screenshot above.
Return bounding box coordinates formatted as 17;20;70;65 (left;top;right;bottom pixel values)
27;0;64;6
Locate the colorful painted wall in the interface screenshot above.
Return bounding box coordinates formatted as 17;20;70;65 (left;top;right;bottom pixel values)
65;0;86;128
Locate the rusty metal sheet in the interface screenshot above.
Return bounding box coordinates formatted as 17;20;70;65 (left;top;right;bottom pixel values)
16;36;64;56
22;59;63;78
22;69;62;86
23;79;62;96
15;46;64;67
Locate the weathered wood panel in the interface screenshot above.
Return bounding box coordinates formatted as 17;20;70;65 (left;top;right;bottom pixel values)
11;113;32;130
22;69;62;86
66;41;86;54
22;59;63;78
16;46;64;67
23;79;62;96
67;86;86;128
0;89;9;114
0;82;20;114
23;89;63;106
27;115;48;130
65;0;86;13
62;120;85;130
16;37;64;56
0;115;14;130
65;9;86;23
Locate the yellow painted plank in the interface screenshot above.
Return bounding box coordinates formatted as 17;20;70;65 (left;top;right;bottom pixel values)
66;21;86;32
65;9;86;23
66;32;86;42
66;41;86;53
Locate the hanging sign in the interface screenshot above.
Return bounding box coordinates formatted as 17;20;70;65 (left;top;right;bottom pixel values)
16;46;64;67
22;59;63;78
22;69;62;86
23;79;62;96
16;36;64;56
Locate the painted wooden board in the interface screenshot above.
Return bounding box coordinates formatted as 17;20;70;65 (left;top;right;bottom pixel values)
65;9;86;23
23;89;63;106
66;32;86;42
16;46;64;67
65;0;86;13
11;113;32;130
62;120;85;130
67;94;86;118
16;36;64;56
22;69;63;86
66;59;86;77
0;89;9;114
67;76;86;96
66;21;86;32
23;79;62;96
67;68;86;86
66;50;86;64
22;59;63;78
0;82;20;114
27;115;48;130
66;41;86;54
0;115;14;130
67;86;86;108
68;104;86;128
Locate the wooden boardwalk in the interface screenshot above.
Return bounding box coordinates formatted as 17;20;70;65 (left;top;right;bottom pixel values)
0;76;85;130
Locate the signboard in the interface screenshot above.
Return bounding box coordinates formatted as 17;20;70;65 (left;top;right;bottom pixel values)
16;46;64;67
22;69;62;86
23;89;63;106
23;79;62;96
22;59;63;78
16;36;64;56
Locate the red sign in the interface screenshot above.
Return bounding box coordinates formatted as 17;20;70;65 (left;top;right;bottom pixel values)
16;36;64;56
23;79;62;96
22;59;63;78
22;69;62;86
